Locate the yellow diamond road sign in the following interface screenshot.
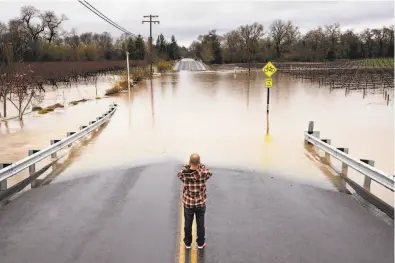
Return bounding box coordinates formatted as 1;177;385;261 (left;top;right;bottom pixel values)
262;61;277;77
265;78;273;88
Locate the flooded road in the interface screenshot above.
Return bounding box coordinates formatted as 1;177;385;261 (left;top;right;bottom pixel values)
1;68;393;205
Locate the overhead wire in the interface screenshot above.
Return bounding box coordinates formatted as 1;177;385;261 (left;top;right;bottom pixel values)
77;0;133;36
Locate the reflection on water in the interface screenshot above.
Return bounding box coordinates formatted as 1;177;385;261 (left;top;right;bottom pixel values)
1;70;393;205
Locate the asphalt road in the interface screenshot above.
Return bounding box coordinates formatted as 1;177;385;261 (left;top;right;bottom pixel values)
173;59;208;71
201;168;394;263
0;163;181;263
0;163;393;263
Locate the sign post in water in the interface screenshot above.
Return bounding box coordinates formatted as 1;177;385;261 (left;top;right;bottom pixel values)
262;62;277;113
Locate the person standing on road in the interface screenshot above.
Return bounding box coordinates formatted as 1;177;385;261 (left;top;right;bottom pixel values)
178;153;212;249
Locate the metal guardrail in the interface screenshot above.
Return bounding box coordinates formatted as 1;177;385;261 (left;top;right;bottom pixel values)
0;103;117;187
304;123;394;192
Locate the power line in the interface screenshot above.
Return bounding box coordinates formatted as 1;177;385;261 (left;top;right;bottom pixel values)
78;0;133;36
81;0;132;35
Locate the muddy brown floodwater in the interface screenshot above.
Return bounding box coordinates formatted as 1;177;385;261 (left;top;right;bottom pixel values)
0;68;393;206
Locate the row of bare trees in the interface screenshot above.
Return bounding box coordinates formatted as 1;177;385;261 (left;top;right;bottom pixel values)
0;5;69;62
0;6;139;62
0;5;189;63
0;63;44;119
189;20;394;64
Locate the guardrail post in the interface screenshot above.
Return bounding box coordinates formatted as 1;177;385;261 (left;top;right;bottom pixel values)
305;121;320;145
28;150;39;188
308;121;314;134
79;125;87;130
89;121;96;125
321;139;331;159
50;140;60;158
337;148;349;176
0;163;12;191
360;159;375;190
66;132;75;147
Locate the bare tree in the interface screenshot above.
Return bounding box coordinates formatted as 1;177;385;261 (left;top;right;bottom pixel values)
239;22;264;75
7;64;44;120
0;22;6;36
43;11;67;43
372;27;388;57
0;42;16;117
20;6;45;41
340;30;361;59
270;19;287;58
0;22;8;63
324;23;341;59
189;40;213;63
64;28;80;49
223;30;243;63
383;26;394;57
20;5;46;58
80;32;94;45
7;18;30;62
360;29;374;58
0;67;9;118
284;21;300;54
301;27;326;60
270;20;299;59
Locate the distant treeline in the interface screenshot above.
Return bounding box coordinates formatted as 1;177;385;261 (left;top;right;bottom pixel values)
0;6;393;65
188;21;394;63
0;6;186;63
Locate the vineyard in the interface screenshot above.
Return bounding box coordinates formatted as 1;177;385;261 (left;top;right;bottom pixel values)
1;60;147;87
268;59;394;104
0;60;147;119
274;59;394;91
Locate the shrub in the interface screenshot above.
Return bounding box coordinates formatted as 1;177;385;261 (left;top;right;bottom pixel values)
156;61;173;72
132;67;150;83
105;66;150;95
32;106;43;111
38;109;49;114
47;103;64;110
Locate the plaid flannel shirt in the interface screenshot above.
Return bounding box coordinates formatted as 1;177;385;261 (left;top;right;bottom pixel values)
177;164;212;208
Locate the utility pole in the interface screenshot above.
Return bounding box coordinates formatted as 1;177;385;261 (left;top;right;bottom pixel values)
126;51;131;100
142;15;160;76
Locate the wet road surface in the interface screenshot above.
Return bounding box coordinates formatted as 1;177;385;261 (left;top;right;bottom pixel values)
202;168;393;263
0;162;181;263
0;162;393;263
173;58;209;71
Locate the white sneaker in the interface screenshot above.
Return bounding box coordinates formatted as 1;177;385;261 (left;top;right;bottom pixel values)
184;243;191;249
197;243;206;249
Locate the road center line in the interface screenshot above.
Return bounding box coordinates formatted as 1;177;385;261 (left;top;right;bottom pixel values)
190;220;198;263
178;197;186;263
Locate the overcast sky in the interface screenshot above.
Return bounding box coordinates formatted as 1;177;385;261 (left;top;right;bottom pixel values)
0;0;394;46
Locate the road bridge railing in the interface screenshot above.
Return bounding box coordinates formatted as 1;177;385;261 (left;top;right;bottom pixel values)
304;121;394;218
0;103;118;199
